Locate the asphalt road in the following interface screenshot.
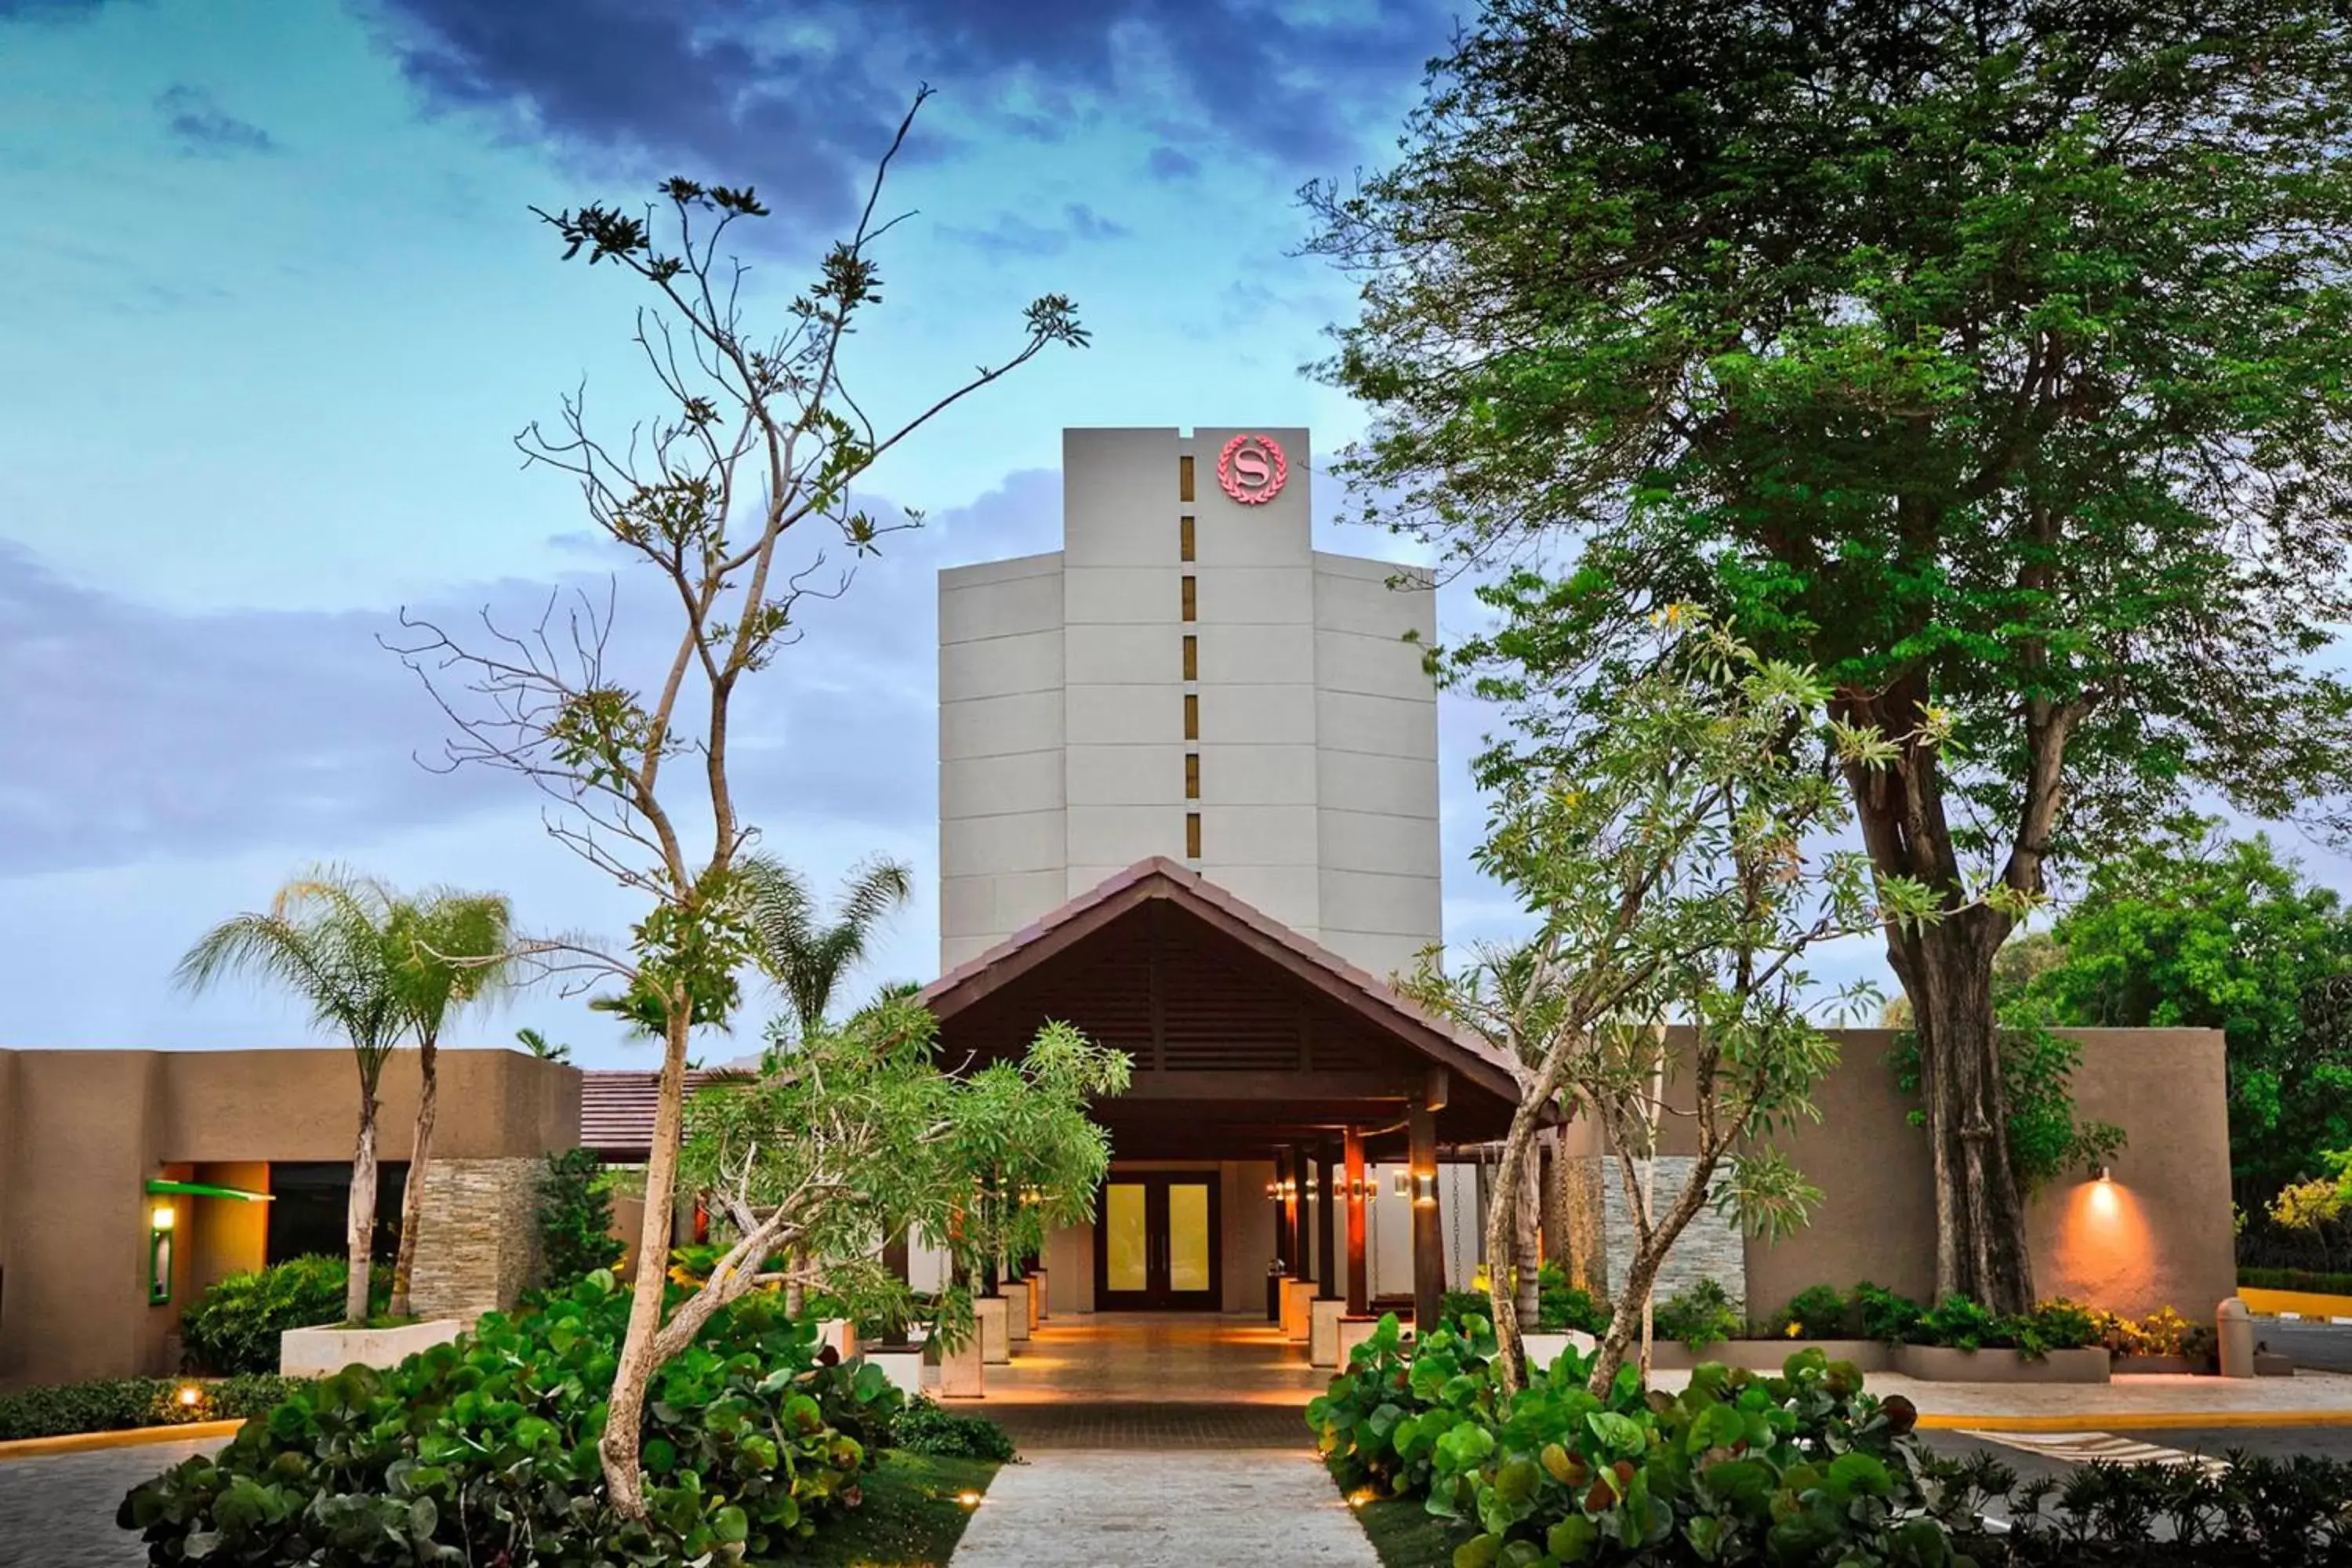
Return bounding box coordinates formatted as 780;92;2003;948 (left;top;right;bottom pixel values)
2256;1319;2352;1373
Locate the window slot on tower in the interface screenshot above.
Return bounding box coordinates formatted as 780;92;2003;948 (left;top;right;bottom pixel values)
1185;752;1200;799
1179;455;1195;503
1181;575;1196;621
1184;692;1200;740
1181;633;1197;681
1180;514;1195;561
1185;811;1202;858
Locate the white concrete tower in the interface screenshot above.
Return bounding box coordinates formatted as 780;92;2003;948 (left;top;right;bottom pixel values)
938;427;1441;977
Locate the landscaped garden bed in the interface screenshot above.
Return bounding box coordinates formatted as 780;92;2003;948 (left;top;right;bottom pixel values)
0;1374;306;1443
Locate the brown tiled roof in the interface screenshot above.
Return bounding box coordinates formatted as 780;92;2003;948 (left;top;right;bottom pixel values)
920;856;1526;1107
579;1068;747;1159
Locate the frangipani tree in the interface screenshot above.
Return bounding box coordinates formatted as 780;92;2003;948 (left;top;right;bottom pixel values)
176;869;406;1323
673;993;1127;1356
1425;613;1963;1392
387;93;1084;1513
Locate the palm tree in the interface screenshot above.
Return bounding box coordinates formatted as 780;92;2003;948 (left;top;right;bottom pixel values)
739;855;913;1310
742;855;915;1044
514;1027;572;1063
383;888;514;1317
177;869;405;1323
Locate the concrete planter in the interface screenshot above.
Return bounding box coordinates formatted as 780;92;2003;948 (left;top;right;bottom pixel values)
936;1331;985;1399
1702;1339;1892;1374
1893;1345;2111;1383
976;1297;1011;1365
864;1347;924;1399
1337;1316;1386;1367
1519;1330;1598;1374
281;1319;465;1377
1311;1298;1348;1367
1000;1282;1031;1343
1282;1279;1318;1342
817;1319;858;1363
2114;1355;2212;1376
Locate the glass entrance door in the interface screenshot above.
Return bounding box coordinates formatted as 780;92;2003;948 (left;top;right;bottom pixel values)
1094;1172;1221;1309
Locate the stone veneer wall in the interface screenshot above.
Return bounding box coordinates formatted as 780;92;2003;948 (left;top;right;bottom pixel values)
1592;1155;1748;1309
408;1156;544;1322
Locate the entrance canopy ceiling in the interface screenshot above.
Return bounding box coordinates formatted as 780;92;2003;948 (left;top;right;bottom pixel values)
920;859;1525;1160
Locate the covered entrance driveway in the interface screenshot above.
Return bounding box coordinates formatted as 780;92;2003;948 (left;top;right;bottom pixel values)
920;858;1525;1332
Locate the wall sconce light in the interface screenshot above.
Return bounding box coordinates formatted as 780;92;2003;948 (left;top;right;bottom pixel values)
1412;1171;1439;1209
147;1203;176;1305
1392;1169;1410;1198
1265;1178;1280;1202
2092;1164;2112;1183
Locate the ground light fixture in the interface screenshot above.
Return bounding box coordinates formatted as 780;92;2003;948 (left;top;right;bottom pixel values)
956;1491;984;1508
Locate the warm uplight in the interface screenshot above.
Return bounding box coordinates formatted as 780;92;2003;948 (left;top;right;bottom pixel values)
151;1205;176;1231
1348;1488;1376;1509
956;1491;984;1508
1412;1171;1438;1209
176;1385;202;1408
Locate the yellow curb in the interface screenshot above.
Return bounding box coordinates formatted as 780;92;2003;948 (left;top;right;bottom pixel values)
0;1418;245;1461
2238;1287;2352;1319
1918;1410;2352;1432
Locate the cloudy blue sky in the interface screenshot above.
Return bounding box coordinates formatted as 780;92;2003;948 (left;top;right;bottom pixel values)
3;0;1578;1064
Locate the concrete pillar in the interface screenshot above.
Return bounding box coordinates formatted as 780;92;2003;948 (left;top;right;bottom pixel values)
1410;1105;1443;1335
1318;1142;1340;1300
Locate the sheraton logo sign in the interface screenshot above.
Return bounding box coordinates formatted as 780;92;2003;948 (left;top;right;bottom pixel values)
1217;433;1287;506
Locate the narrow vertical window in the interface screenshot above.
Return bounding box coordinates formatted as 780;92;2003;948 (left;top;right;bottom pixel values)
1185;811;1203;858
1181;575;1196;621
1180;514;1196;561
1185;752;1201;799
1179;454;1196;502
1184;692;1199;740
1181;633;1197;681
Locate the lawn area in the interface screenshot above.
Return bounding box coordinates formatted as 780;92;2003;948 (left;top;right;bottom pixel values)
797;1450;1001;1566
1330;1463;1464;1568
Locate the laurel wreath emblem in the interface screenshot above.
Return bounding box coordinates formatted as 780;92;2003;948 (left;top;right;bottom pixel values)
1217;434;1287;505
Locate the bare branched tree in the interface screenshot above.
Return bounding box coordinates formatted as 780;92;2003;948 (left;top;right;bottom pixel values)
385;89;1085;1514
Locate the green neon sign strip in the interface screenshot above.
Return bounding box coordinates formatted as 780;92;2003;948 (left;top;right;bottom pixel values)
144;1179;274;1202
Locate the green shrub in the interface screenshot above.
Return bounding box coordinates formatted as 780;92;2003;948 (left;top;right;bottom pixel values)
535;1146;618;1287
1854;1280;1926;1344
0;1374;303;1441
1442;1289;1497;1334
891;1398;1018;1461
1771;1283;1857;1341
119;1272;873;1565
1652;1279;1742;1349
2092;1305;2216;1363
1535;1264;1609;1335
2241;1265;2352;1295
177;1254;355;1375
1308;1310;1501;1499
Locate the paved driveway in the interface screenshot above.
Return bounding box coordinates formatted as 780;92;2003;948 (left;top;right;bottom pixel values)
0;1438;217;1568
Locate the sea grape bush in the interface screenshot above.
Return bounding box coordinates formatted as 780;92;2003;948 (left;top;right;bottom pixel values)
120;1271;878;1566
1309;1312;1503;1500
1537;1265;1609;1335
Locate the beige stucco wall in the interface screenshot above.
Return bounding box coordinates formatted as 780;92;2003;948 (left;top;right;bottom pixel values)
0;1047;579;1389
1740;1028;2234;1323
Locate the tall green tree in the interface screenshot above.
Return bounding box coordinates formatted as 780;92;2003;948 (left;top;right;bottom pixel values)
176;869;405;1323
1308;0;2352;1310
741;855;913;1045
2026;824;2352;1214
383;888;515;1318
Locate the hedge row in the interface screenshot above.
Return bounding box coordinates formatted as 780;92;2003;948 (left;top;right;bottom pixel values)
0;1376;306;1443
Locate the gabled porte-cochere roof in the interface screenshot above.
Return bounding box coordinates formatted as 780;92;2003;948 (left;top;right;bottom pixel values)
920;858;1524;1160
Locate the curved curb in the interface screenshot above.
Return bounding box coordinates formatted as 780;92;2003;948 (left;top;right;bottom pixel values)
0;1417;245;1462
1918;1410;2352;1432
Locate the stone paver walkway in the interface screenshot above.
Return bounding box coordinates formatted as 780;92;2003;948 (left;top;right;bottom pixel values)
951;1449;1379;1568
0;1437;216;1568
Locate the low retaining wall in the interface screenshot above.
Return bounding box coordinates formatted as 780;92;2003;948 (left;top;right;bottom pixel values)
1892;1345;2111;1384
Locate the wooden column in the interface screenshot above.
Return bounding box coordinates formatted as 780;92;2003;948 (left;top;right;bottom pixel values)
1318;1141;1340;1300
1273;1148;1294;1274
1289;1142;1313;1280
1409;1104;1443;1335
1344;1125;1368;1315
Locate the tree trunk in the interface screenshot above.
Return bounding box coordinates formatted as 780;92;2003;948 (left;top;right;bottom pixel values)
1901;917;2036;1312
600;1007;691;1519
1586;1144;1724;1394
1512;1135;1541;1331
346;1094;379;1323
1482;1099;1547;1391
389;1036;438;1319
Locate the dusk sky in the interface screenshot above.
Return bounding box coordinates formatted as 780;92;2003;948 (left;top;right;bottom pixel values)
10;0;2332;1066
1;0;1555;1064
